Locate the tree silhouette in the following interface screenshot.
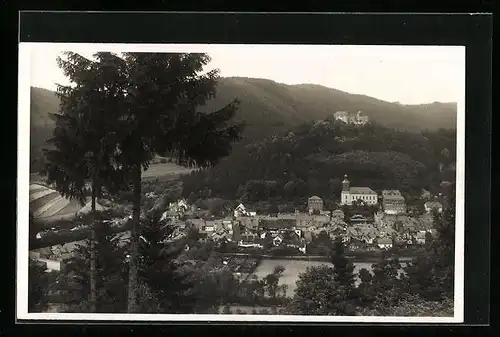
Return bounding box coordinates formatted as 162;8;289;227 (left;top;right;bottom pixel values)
109;52;244;312
28;259;50;312
41;51;128;312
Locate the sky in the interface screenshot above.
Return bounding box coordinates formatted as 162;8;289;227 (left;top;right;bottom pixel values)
27;43;465;105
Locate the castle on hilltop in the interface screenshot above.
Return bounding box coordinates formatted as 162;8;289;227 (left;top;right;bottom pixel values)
334;111;369;125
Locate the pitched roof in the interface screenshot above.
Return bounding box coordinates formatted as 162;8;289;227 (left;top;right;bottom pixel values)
349;187;377;195
382;190;402;196
424;201;443;207
308;196;322;200
383;195;406;202
77;201;107;215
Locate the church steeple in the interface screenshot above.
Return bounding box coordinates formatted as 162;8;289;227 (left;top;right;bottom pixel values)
342;174;350;191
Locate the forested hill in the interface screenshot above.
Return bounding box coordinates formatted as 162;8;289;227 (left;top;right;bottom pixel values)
29;79;456;172
30;87;61;173
201;77;457;140
181;120;457;208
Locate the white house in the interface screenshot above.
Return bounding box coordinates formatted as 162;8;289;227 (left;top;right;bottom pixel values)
203;224;215;232
273;235;284;246
424;201;443;213
36;258;62;272
416;231;427;244
234;203;256;217
377;237;393;250
238;241;263;249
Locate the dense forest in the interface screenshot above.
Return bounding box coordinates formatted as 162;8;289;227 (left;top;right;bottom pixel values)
181;119;456;208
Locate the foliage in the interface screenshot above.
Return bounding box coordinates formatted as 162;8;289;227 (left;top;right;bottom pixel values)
136;211;198;313
56;216;129;313
360;294;454;317
39;51;133;312
287;265;352;315
106;52;244;312
41;51;128;205
263;265;286;299
222;304;232;314
402;183;455;301
356;258;406;313
28;259;51;312
330;238;356;288
182;122;456;204
307;230;333;256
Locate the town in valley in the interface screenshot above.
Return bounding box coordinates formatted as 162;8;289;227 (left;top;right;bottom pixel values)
26;45;458;317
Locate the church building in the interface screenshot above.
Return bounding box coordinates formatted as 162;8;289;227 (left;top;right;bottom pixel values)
340;175;378;206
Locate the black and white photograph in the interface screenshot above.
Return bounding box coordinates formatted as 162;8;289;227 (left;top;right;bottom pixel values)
17;42;465;323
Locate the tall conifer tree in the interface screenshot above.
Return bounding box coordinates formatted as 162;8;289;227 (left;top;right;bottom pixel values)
42;52;127;312
116;53;243;312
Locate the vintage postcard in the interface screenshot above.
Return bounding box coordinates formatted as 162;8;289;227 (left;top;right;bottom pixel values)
17;43;465;323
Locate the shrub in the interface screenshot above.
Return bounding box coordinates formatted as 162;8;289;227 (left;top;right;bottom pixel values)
222;305;232;314
160;158;167;164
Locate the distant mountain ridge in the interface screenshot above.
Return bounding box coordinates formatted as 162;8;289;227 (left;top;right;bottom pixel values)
28;77;456;172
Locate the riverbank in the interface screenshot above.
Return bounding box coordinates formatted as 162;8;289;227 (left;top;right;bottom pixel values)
220;252;416;263
252;258;408;297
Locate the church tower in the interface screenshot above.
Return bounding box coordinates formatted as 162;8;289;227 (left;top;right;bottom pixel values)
341;174;351;205
342;174;350;191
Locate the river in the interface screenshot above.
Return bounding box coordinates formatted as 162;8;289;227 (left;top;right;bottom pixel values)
252;258;407;297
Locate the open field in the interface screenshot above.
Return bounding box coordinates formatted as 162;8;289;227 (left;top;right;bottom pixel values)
141;163;193;180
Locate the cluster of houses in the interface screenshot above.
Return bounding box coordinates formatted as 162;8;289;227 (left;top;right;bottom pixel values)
152;175;445;255
30;175;446;273
29;241;85;272
171;201;436;255
339;175;444;215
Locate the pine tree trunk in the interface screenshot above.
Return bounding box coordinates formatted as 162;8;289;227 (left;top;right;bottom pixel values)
127;164;142;313
90;179;97;313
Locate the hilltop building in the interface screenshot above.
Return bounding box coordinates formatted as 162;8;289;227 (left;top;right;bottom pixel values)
334;111;349;124
307;196;324;214
382;190;407;215
340;175;378;206
334;111;370;125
